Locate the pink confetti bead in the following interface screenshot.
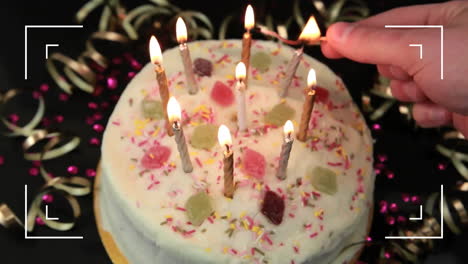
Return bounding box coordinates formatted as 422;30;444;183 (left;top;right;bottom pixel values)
59;93;69;101
67;166;78;175
372;123;381;131
29;167;39;176
32;161;41;167
88;102;98;110
127;72;136;79
377;154;387;163
386;215;395;225
397;215;407;223
379;201;388;214
411;195;420;204
101;102;110;109
86;116;94;125
130;59;142;70
112;57;123;65
42;194;54;203
89;137;100;146
93;113;103;121
35;217;45;226
32;91;42;99
107;77;118;90
86;169;96;177
39;84;49;92
374;168;381;175
0;155;4;166
389;203;398;213
384;252;391;259
437;163;447;171
9;114;19;123
366;236;372;242
93;124;104;133
402;193;410;203
386;171;394;179
55;115;64;123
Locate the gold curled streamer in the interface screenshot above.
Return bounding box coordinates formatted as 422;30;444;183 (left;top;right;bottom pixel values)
436;144;468;180
0;90;45;137
456;181;468;192
82;31;130;69
46;53;96;94
0;204;23;229
22;129;81;161
26;177;82;232
123;5;173;40
444;131;465;140
452;199;468;226
443;195;462;235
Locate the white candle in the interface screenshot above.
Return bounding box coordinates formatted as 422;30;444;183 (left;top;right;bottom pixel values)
277;120;294;180
167;97;193;173
280;16;321;98
176;17;198;95
235;62;247;131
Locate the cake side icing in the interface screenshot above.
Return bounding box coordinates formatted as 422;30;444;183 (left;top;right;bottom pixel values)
101;40;374;264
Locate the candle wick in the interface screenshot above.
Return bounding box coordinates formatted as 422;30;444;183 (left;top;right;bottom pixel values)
173;120;180;130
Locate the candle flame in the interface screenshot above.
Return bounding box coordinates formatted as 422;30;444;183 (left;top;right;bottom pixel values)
218;124;232;149
298;16;321;43
307;69;317;88
167;96;182;123
149;36;163;64
284;120;294;137
176;17;188;43
244;5;255;31
235;62;246;81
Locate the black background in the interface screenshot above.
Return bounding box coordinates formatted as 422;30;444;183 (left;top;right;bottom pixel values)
0;0;467;263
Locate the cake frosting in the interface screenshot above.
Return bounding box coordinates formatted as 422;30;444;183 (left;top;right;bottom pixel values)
100;40;374;264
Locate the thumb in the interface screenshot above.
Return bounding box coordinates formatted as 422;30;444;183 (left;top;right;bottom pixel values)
325;22;422;70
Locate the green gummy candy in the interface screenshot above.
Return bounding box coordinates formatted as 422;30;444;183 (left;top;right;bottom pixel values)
251;52;272;73
185;191;213;226
190;124;218;150
142;99;164;119
264;103;295;126
309;166;338;195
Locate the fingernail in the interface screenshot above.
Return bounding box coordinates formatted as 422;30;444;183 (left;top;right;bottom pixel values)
330;22;355;42
430;108;449;123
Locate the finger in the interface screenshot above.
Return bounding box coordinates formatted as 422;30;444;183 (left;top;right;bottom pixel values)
453;113;468;139
321;42;343;59
377;65;411;81
390;80;428;102
357;2;455;27
412;103;452;128
325;22;422;68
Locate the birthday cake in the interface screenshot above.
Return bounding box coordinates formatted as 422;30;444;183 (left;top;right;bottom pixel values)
100;39;374;264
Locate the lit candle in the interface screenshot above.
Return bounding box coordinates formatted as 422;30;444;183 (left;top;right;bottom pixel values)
297;69;317;142
167;96;193;173
277;120;294;180
235;62;247;131
176;17;199;95
280;16;321;98
241;4;254;86
218;125;234;198
149;36;173;136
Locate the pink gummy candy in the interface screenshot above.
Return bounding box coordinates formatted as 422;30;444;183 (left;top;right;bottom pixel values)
141;145;171;169
242;148;266;180
210;81;234;107
315;86;329;104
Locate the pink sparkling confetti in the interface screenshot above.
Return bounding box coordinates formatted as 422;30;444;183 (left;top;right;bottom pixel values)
32;91;41;99
67;166;78;175
32;161;41;167
101;102;110;109
88;102;98;110
112;57;123;65
397;215;407;223
379;201;388;214
411;195;420;204
107;77;118;90
29;167;39;176
86;116;94;125
402;193;410;203
86;169;96;177
42;194;54;203
39;83;49;92
437;162;447;171
385;215;395;225
371;123;381;131
8;114;19;123
59;93;69;101
35;217;45;226
93;113;103;121
377;154;387;163
130;59;142;70
89;137;100;146
389;203;398;213
386;171;395;179
384;252;391;259
93;124;104;133
127;72;136;79
366;236;372;242
54;115;64;123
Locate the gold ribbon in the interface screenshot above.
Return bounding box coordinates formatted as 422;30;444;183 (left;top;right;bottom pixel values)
436;144;468;181
0;204;23;230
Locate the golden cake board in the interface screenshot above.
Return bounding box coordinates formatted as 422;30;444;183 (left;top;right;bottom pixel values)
94;165;372;264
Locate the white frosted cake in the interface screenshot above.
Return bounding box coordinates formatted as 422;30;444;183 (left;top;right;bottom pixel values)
100;40;374;264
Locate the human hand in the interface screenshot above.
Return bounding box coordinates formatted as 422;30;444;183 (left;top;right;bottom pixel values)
321;0;468;137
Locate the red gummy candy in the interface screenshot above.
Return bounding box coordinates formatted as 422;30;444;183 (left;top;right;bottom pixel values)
141;145;171;169
242;148;266;180
315;86;329;104
261;191;285;225
210;81;234;107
